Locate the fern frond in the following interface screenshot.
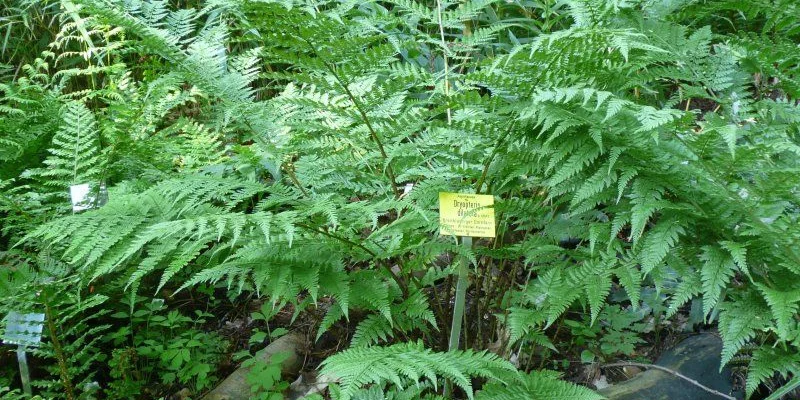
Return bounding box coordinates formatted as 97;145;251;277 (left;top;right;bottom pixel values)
638;217;684;275
718;298;770;368
319;341;515;400
477;370;603;400
699;245;737;316
666;270;701;318
754;283;800;341
745;347;800;398
24;100;103;189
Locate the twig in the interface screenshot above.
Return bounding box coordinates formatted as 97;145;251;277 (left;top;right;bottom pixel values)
43;290;76;400
285;165;310;197
601;362;736;400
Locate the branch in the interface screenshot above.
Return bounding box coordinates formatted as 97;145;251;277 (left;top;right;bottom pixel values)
296;223;376;257
601;362;737;400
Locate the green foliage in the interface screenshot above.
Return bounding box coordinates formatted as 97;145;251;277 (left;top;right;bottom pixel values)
565;305;648;361
0;258;108;399
24;100;103;190
241;351;291;400
2;0;800;398
744;346;800;398
106;297;228;395
327;383;445;400
477;370;604;400
319;341;515;400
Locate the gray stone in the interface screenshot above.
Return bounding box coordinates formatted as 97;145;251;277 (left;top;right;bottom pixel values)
201;332;306;400
600;334;742;400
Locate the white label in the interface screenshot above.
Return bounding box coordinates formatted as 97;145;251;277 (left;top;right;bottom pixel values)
70;184;93;212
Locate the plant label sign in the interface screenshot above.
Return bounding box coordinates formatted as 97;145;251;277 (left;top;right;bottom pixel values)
2;311;45;396
439;192;495;238
69;183;108;212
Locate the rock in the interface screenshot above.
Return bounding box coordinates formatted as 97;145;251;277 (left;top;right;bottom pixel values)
621;366;642;378
169;388;192;400
286;371;338;400
599;334;742;400
593;375;611;390
201;332;306;400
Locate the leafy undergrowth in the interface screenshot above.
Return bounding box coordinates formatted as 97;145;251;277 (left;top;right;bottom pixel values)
3;0;800;399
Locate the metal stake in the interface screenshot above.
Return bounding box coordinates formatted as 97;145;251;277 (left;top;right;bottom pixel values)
16;346;32;395
448;236;472;352
445;235;472;397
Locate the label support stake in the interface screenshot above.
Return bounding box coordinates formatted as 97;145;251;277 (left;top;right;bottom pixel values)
17;346;32;395
445;235;472;397
448;235;472;353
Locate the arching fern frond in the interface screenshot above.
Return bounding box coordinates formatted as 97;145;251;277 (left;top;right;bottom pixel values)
477;370;604;400
319;341;515;400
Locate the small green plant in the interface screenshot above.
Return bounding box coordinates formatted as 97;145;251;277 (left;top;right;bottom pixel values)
566;305;648;363
106;347;142;399
106;298;228;396
238;351;291;400
248;302;289;346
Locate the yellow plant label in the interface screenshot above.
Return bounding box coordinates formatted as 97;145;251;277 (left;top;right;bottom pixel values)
439;192;496;238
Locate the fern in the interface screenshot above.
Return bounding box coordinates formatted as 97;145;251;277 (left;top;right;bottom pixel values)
666;270;702;318
755;283;800;341
745;347;800;398
24;100;103;189
718;297;770;368
0;260;108;399
638;217;684;275
333;383;445;400
699;245;737;317
477;370;604;400
350;290;437;347
4;0;800;397
319;341;515;400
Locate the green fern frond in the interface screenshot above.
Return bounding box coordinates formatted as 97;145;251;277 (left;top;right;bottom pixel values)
24;100;103;189
718;298;770;368
754;283;800;341
477;370;603;400
506;307;548;345
530;267;581;327
666;270;701;318
745;347;800;398
319;341;515;400
639;217;684;275
581;258;614;324
700;245;737;317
